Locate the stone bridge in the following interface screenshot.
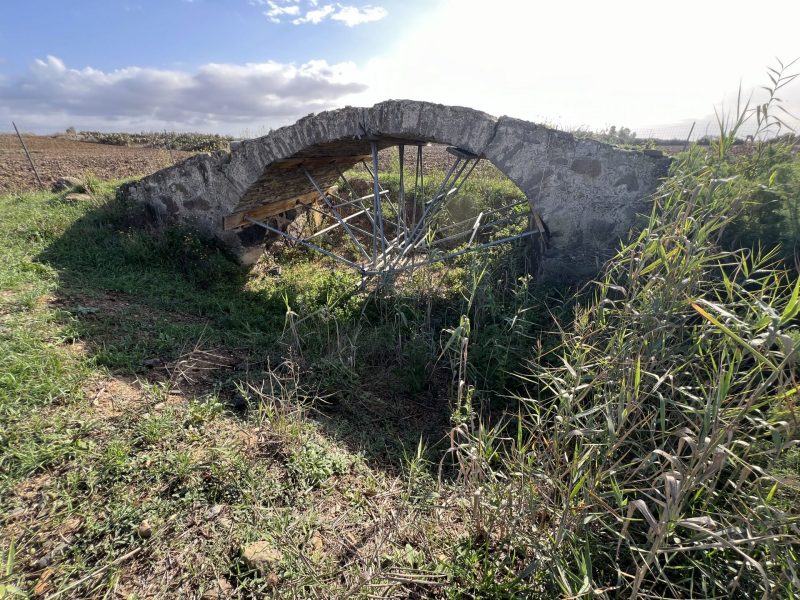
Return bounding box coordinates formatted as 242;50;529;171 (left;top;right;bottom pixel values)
123;100;669;281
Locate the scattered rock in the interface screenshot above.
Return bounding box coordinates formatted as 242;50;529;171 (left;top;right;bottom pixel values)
206;504;225;520
51;176;81;192
58;516;83;536
137;519;153;539
64;193;93;202
217;516;233;531
33;542;69;570
241;541;282;575
309;533;324;554
32;567;55;596
143;357;163;368
201;577;234;600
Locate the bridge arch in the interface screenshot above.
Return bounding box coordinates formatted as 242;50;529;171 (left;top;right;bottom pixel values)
124;100;668;281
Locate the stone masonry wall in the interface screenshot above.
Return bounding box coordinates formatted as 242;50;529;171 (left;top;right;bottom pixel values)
123;100;670;282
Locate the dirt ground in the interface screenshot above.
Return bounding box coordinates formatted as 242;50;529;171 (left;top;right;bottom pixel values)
0;135;195;194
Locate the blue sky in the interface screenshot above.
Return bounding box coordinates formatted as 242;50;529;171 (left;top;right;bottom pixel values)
0;1;420;73
1;0;799;136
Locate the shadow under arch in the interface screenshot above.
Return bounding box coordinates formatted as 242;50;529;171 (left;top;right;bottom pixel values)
35;191;493;476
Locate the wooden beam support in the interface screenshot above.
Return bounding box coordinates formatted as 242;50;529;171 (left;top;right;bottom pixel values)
223;188;335;231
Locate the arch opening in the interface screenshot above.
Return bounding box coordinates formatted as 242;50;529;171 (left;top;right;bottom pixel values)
227;135;543;279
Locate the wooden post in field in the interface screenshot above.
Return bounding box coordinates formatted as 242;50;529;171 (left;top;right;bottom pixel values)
12;121;44;190
683;122;696;152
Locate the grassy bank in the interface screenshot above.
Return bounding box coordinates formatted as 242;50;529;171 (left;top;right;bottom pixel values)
0;173;552;598
2;101;800;598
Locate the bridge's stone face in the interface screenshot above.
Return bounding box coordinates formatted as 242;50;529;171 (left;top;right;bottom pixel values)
123;100;669;281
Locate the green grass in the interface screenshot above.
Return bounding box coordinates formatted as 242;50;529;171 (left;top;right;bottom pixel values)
0;169;548;598
2;64;799;598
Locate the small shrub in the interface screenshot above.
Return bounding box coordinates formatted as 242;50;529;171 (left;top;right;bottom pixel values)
286;439;349;487
79;172;102;195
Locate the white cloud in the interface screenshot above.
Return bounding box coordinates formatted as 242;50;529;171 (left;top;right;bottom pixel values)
331;5;387;26
0;55;368;135
264;0;301;23
262;1;387;26
292;4;335;24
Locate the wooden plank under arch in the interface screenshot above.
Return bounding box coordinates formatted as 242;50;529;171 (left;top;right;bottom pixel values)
223;188;336;231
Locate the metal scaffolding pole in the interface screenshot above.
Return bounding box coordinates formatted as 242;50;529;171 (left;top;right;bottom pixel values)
303;168;372;263
249;140;533;282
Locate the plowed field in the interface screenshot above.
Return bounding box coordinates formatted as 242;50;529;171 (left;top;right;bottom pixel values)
0;134;195;194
